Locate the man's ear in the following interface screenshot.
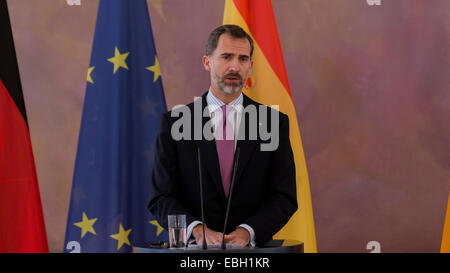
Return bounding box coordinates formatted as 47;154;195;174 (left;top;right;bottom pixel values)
202;55;211;72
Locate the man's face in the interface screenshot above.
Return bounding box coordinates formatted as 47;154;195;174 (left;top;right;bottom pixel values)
203;34;253;95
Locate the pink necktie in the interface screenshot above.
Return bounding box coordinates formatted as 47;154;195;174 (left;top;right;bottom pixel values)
215;105;235;198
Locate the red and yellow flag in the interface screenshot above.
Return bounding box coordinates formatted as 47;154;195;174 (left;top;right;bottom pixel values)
441;193;450;253
223;0;317;252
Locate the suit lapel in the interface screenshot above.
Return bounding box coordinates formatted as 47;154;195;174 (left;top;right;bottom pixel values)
234;94;260;186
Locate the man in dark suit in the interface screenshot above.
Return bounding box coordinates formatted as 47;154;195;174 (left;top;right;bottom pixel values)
148;25;297;246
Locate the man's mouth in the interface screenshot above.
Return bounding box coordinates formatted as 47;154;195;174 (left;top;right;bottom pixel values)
224;75;241;83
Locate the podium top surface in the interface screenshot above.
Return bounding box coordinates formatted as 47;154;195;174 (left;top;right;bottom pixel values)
133;240;304;253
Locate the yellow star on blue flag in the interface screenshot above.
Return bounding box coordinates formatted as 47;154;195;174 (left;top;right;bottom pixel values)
146;56;161;82
87;66;95;84
74;212;97;238
110;224;132;250
108;47;129;74
149;220;165;236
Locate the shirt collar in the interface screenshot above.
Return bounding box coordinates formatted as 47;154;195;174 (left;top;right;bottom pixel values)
206;88;243;113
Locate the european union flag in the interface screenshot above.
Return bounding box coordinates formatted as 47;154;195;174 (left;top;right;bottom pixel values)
64;0;168;252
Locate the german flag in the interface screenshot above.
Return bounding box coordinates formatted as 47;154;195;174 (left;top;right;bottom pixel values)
0;1;48;252
223;0;317;252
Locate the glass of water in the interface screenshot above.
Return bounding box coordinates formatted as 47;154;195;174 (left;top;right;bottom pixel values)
168;214;186;249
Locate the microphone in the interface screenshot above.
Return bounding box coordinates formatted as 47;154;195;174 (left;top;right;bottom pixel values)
221;147;240;250
197;147;207;250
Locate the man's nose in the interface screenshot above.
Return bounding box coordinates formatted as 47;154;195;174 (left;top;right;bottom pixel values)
228;57;241;72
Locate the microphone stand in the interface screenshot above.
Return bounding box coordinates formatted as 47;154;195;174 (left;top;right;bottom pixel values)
221;147;240;250
197;147;207;250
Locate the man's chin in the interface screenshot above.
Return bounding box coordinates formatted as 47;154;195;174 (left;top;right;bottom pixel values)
220;84;244;95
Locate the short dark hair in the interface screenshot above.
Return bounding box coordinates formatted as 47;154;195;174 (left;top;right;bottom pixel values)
206;24;254;58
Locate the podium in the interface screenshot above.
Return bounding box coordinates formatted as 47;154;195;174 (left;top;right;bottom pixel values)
133;240;303;253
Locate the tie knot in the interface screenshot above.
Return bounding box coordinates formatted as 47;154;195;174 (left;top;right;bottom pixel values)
218;104;234;140
221;104;227;116
221;105;229;124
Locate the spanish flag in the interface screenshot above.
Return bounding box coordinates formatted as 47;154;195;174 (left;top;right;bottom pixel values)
223;0;317;252
0;1;48;252
441;193;450;253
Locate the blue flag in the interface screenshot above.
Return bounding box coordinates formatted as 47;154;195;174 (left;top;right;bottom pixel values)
64;0;168;253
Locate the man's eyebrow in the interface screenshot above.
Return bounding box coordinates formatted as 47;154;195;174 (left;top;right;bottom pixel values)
220;53;250;58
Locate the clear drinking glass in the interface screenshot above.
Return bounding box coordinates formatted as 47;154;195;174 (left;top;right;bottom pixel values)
168;214;186;249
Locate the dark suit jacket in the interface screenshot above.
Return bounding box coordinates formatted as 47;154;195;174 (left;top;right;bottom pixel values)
148;92;297;245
